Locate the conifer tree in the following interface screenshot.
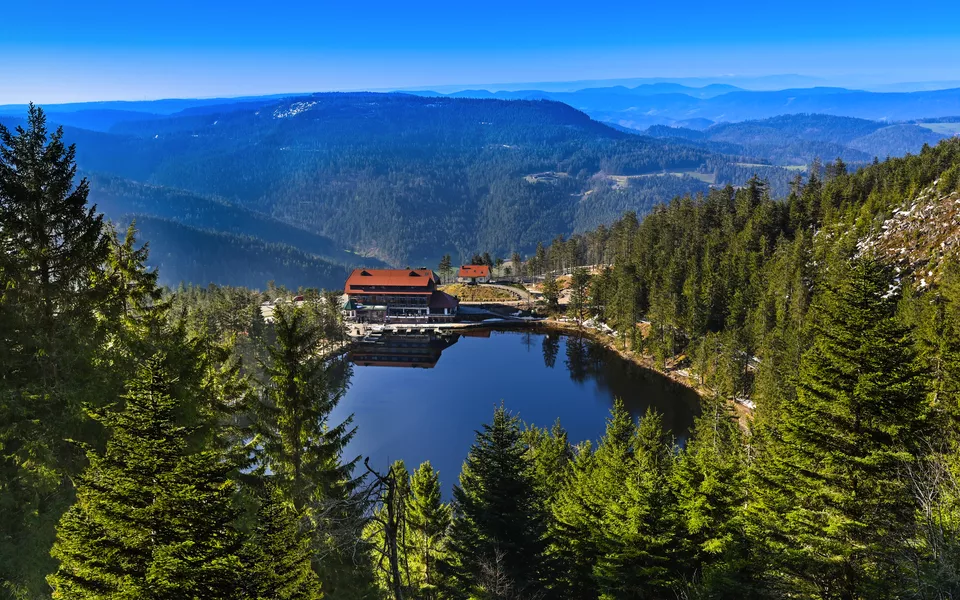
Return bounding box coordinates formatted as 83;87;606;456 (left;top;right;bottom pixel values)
438;254;453;283
406;461;451;599
673;396;758;598
241;484;323;600
511;252;523;281
524;421;574;507
550;400;636;598
568;267;591;326
256;303;357;512
447;406;548;598
749;257;929;598
535;242;547;278
47;352;244;599
595;409;680;599
611;263;639;350
0;104;113;597
255;303;373;598
542;276;560;311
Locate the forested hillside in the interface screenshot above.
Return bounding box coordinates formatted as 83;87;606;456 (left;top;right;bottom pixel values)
6;97;954;273
70;93;722;264
539;136;960;403
123;216;349;290
87;174;385;269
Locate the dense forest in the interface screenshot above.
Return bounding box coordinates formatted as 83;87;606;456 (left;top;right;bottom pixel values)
9;104;960;600
93;93;719;265
0;94;745;267
86;173;386;269
123;216;350;289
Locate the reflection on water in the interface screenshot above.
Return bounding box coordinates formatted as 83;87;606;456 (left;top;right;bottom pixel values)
331;328;701;493
350;333;461;369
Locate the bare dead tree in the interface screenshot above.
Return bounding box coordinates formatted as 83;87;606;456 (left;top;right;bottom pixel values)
361;457;411;600
475;545;545;600
903;440;960;599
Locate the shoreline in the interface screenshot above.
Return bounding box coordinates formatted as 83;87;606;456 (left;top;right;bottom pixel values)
536;318;754;419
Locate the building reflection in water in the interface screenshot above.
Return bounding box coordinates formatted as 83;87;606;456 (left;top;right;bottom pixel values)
348;332;461;369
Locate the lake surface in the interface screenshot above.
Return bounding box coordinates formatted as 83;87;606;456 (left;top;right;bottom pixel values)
330;328;701;493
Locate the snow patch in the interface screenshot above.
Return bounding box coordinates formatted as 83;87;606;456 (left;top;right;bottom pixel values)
274;101;316;118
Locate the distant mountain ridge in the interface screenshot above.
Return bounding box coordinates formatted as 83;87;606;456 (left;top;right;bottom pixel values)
414;86;960;130
642;114;954;166
28;92;724;266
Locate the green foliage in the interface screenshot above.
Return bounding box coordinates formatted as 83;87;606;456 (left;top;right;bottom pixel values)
255;304;357;512
241;484;323;600
541;276;560;311
593;410;681;599
447;406;549;598
749;258;929;598
567;267;591;326
0;105;117;598
406;462;452;599
673;396;757;597
47;351;245;599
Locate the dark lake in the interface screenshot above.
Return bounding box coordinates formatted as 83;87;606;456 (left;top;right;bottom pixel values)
330;328;701;493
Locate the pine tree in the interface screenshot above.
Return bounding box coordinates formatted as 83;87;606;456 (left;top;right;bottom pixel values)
595;409;681;599
47;352;244;599
241;484;323;600
542;276;560;311
524;420;573;507
447;406;548;598
256;303;357;512
439;254;453;283
550;400;636;598
535;242;547;278
406;461;452;599
568;267;591;326
749;257;929;598
0;104;109;342
673;396;758;598
511;252;523;282
255;303;373;598
612;263;639;350
0;104;113;598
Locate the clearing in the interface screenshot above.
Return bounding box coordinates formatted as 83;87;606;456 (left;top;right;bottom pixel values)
918;123;960;136
440;284;517;302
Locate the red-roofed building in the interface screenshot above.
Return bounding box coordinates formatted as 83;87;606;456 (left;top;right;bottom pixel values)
457;264;491;284
343;269;458;323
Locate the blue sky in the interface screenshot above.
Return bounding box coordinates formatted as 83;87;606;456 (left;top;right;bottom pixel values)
2;0;960;103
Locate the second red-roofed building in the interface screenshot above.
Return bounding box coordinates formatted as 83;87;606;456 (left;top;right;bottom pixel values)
457;264;491;284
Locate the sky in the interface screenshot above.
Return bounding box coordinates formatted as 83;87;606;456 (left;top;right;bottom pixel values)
2;0;960;104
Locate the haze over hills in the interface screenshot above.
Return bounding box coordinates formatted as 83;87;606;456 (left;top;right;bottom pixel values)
641;114;956;166
412;86;960;130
